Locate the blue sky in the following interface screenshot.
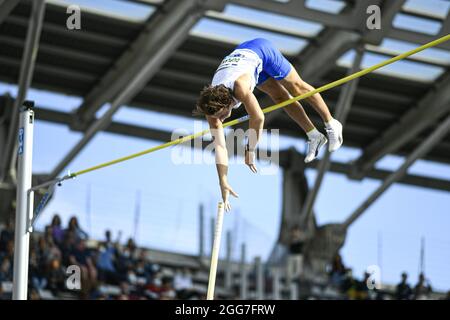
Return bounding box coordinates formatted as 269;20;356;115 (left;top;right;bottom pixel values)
2;0;450;291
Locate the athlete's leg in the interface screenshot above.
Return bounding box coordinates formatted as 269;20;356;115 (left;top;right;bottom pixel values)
257;78;327;163
280;66;343;152
280;66;333;123
257;78;315;133
254;38;341;155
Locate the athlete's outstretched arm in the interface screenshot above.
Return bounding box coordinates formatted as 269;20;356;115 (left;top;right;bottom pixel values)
207;115;238;211
234;81;265;173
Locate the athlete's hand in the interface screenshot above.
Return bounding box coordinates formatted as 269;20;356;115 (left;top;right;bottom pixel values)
245;149;257;173
220;180;239;212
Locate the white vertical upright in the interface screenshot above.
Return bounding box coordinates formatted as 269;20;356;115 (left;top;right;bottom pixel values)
225;230;232;290
86;183;92;235
199;203;204;259
419;236;425;274
255;256;264;300
272;267;281;300
290;282;298;300
12;102;35;300
377;231;383;281
133;189;141;243
240;242;248;300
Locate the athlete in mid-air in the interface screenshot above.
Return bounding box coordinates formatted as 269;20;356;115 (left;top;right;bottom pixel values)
194;38;343;211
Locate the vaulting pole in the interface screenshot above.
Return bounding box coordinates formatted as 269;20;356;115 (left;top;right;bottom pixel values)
207;202;225;300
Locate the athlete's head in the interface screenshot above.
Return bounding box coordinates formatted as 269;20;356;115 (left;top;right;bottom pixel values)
194;84;234;121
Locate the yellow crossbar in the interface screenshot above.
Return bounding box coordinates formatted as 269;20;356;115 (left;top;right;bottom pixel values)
68;34;450;179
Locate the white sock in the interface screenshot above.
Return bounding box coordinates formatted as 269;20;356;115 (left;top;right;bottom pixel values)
306;128;321;140
325;118;336;129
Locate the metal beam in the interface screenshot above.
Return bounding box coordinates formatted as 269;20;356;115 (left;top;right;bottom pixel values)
0;34;112;66
205;10;314;40
239;242;247;300
6;13;128;48
172;50;221;69
255;256;264;300
225;230;232;290
300;47;364;223
401;4;447;22
0;0;20;25
363;0;406;45
351;72;450;178
158;68;210;86
49;0;216;179
199;203;205;259
32;106;450;192
229;0;355;30
230;0;450;51
126;0;165;7
440;14;450;35
1;0;46;183
297;29;361;83
344;114;450;228
73;0;213;125
389;28;450;51
357;164;450;192
364;44;450;68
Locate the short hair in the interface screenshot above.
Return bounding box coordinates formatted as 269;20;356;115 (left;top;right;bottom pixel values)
193;84;234;116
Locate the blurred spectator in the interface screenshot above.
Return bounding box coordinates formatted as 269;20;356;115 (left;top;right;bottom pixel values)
115;237;138;275
353;272;370;300
50;214;64;245
60;231;77;266
137;250;160;278
395;272;412;300
3;214;449;301
69;239;97;298
0;218;14;252
174;268;198;299
122;238;138;261
117;282;131;300
66;216;89;242
35;235;62;267
97;230;121;285
286;226;304;286
44;225;53;244
29;288;41;300
0;282;8;300
88;286;109;300
29;248;47;290
0;257;12;282
443;291;450;300
117;281;141;300
126;264;138;286
144;270;164;300
103;230;115;249
97;243;120;285
0;240;14;263
414;273;432;300
160;276;176;300
46;258;66;295
340;268;357;298
329;254;346;289
134;259;151;285
119;281;144;300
